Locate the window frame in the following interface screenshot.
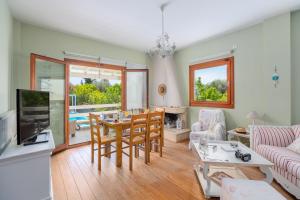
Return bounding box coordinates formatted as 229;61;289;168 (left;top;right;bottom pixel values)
189;57;234;108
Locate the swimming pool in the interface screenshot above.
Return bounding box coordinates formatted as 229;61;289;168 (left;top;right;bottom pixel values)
69;116;89;121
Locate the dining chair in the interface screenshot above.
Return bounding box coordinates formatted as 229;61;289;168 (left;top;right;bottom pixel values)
122;113;148;170
147;111;164;162
89;113;116;170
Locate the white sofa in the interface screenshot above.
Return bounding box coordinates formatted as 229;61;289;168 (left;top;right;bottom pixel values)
189;109;226;149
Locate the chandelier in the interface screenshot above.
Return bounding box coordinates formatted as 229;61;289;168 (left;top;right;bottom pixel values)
147;4;176;58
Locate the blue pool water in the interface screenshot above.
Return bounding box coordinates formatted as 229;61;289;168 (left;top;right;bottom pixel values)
69;116;88;121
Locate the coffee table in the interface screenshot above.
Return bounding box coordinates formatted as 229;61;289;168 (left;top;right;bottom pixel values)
191;140;274;198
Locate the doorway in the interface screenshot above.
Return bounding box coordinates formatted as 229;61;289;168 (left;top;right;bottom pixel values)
31;54;148;150
66;59;124;145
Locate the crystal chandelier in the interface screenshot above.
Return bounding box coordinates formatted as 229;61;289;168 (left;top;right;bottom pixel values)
147;4;176;58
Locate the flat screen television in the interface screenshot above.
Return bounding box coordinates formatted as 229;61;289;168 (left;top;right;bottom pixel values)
16;89;50;145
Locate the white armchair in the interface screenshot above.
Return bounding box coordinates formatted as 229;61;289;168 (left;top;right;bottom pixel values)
189;109;226;149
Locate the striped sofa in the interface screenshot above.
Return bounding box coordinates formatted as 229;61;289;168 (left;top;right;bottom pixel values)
251;125;300;199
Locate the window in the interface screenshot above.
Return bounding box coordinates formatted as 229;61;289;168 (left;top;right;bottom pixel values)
189;57;234;108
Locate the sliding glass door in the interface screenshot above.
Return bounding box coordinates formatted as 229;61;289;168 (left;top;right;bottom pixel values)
126;69;148;110
30;54;68;152
66;60;124;145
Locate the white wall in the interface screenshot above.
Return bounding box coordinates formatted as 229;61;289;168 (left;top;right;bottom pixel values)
0;0;13;114
149;56;183;107
291;10;300;124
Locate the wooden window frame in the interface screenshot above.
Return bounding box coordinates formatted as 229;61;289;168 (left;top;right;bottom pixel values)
189;57;234;108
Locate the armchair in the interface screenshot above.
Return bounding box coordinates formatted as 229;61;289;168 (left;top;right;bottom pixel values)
189;109;226;149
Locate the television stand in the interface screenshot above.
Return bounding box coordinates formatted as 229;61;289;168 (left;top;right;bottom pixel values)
0;130;55;200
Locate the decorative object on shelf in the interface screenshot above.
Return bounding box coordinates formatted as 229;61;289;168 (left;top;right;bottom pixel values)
246;111;259;126
272;65;279;88
234;127;247;134
176;118;182;129
146;3;176;58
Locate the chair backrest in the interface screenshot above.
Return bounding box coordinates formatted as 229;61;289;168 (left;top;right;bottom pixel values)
129;113;148;142
89;113;101;142
198;109;226;130
154;107;165;125
148;111;164;136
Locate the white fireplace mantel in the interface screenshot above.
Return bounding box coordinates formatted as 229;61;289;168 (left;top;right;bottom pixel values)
151;106;190;143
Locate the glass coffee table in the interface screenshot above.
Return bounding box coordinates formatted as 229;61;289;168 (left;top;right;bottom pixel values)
191;140;273;198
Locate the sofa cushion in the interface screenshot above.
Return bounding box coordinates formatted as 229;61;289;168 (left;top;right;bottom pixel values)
286;161;300;180
256;145;300;169
292;125;300;138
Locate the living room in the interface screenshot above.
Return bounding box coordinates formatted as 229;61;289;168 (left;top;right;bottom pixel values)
0;0;300;199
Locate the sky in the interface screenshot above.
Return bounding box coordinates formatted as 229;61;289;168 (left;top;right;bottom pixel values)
195;65;227;84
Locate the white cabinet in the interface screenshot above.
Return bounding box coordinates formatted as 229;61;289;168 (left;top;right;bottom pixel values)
0;130;55;200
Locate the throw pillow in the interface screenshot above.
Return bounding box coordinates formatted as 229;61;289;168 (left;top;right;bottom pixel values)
287;137;300;154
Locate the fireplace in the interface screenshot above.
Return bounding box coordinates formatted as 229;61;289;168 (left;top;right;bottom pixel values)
165;113;178;128
151;106;190;143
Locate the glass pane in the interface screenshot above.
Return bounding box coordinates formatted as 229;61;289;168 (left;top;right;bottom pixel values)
69;64;122;145
194;65;228;102
35;59;65;147
126;71;147;110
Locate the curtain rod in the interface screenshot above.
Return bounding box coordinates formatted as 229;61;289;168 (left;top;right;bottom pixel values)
189;45;237;65
63;50;147;69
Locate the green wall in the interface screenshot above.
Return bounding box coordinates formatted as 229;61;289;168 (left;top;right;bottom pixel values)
292;11;300;124
0;0;13;114
174;13;292;130
12;22;146;108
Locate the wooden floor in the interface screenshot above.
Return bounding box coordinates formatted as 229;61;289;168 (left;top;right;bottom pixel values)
51;140;296;200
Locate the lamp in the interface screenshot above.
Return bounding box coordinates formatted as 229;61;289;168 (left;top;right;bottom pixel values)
246;111;259;126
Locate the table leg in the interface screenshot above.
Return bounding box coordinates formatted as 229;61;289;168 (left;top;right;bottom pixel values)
116;125;122;167
203;163;211;197
103;125;111;158
260;166;273;184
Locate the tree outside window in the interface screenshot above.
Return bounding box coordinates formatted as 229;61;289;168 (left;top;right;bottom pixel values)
189;57;234;108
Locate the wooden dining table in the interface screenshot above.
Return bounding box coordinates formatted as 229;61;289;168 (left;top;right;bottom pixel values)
101;116;162;168
101;119;131;167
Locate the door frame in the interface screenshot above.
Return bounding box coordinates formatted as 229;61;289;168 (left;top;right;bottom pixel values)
65;58;127;148
30;53;69;153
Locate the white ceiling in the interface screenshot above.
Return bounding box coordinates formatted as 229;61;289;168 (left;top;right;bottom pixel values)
8;0;300;51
